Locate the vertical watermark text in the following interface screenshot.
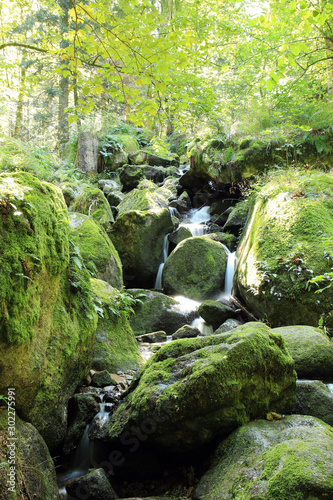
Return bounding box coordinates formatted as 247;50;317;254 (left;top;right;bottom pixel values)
7;388;16;493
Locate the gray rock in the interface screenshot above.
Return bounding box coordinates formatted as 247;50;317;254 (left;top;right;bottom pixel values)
76;131;99;174
66;468;118;499
64;394;100;454
194;415;333;500
214;318;243;334
168;226;192;246
91;371;117;388
136;331;167;343
172;325;200;340
273;325;333;378
291;379;333;427
107;191;124;206
223;200;249;235
198;300;235;330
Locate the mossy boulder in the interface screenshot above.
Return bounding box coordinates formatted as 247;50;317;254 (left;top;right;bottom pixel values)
66;468;118;500
64;394;100;454
71;187;114;230
194;415;333;500
119;164;177;191
117;180;175;215
111;209;174;288
0;411;58;499
0;172;97;450
69;213;123;289
90;278;143;372
168;226;192;246
223;200;249;235
272;325;333;378
234;170;333;327
108;322;296;452
198;300;235;330
99;134;140;172
129;290;198;336
291;380;333;427
129;150;179;167
162;237;228;300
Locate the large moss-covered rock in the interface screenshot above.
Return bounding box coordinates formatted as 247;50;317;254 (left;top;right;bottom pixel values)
272;325;333;378
117;180;175;215
90;278;143;372
129;150;179;167
194;415;333;500
129;290;198;336
69;213;123;289
234;170;333;327
108;322;296;452
291;380;333;427
71;187;114;229
0;172;97;450
0;411;59;499
111;209;174;288
99;133;140;172
119;164;177;191
162;237;228;300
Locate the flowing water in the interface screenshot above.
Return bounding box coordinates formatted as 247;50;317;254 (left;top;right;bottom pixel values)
180;206;211;237
154;233;169;289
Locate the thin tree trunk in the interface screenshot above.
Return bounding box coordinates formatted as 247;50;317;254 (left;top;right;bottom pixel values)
13;63;27;138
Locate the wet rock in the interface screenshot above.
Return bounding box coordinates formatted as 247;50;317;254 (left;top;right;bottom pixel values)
273;325;333;378
223;200;249;236
0;413;58;499
136;331;168;343
291;379;333;427
91;370;117;388
108;322;296;453
129;290;198;335
172;325;200;340
91;279;143;372
111;209;174;288
163;237;228;300
198;300;236;330
64;394;100;454
168;226;192;246
214;318;243;334
194;415;333;500
69;214;123;289
70;187;114;230
66;468;118;499
174;190;192;212
129;150;179;167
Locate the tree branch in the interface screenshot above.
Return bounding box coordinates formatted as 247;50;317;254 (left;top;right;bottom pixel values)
0;42;48;53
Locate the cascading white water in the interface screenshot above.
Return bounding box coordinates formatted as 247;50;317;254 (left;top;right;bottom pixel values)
224;251;236;297
327;384;333;395
154;234;169;289
191;317;214;335
181;206;211;237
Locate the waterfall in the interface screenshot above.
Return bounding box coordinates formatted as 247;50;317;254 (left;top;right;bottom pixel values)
191;317;214;335
224;249;236;298
154;234;169;289
181;206;210;237
327;384;333;395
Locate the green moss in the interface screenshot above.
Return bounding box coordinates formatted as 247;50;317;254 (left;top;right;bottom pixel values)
70;214;123;288
163;236;228;300
117;180;174;214
91;278;143;372
0;172;69;344
235;170;333;326
108;322;296;451
71;187;114;229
